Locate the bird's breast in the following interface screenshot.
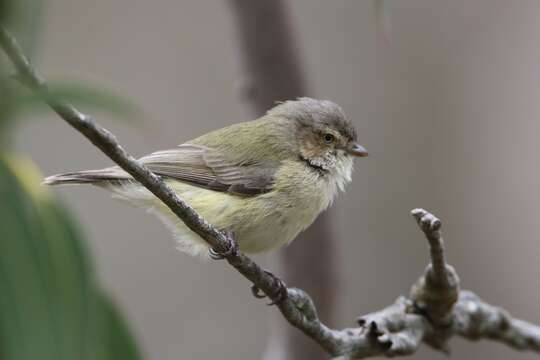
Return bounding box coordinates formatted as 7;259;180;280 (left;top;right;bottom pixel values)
237;158;353;253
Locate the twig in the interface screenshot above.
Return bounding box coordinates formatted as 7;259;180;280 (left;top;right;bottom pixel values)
2;25;540;359
409;209;459;329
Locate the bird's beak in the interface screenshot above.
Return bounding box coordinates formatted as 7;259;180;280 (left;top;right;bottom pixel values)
346;143;368;157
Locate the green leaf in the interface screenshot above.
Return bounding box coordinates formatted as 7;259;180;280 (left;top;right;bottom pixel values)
0;155;143;360
100;294;143;360
13;82;144;124
1;0;43;56
0;0;43;144
0;81;19;145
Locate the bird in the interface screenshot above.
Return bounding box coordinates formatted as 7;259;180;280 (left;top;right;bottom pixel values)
44;98;368;258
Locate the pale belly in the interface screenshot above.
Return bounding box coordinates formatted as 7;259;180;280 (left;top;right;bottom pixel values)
108;157;352;258
231;191;328;253
143;182;329;257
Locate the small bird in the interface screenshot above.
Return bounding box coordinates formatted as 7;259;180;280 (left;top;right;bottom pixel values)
44;98;367;258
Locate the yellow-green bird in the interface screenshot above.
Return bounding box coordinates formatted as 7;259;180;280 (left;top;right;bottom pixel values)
44;98;368;258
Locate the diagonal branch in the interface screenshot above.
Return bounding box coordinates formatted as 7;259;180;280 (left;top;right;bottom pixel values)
0;22;287;308
1;25;540;359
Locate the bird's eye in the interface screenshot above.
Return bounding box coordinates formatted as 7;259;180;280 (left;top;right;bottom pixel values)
323;133;335;144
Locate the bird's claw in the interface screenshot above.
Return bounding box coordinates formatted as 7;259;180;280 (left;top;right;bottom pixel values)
251;270;288;305
209;230;238;260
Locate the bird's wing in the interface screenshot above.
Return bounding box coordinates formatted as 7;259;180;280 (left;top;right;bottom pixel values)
139;144;276;196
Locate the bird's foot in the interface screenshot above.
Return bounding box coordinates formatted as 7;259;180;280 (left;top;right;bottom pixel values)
209;230;238;260
251;270;288;305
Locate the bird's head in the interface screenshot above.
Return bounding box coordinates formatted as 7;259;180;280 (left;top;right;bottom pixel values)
268;97;368;172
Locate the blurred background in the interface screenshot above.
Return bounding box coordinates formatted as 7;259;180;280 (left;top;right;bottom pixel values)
3;0;540;359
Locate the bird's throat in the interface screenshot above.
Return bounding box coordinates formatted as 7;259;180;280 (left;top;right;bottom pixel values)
300;155;331;175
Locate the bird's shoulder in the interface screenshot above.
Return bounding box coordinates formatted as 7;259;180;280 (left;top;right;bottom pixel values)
140;117;296;196
188;116;296;163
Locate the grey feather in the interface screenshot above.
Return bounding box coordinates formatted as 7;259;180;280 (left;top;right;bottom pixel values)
42;167;129;185
44;144;276;196
140;144;275;195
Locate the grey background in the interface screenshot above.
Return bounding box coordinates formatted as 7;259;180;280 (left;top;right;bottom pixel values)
15;1;540;359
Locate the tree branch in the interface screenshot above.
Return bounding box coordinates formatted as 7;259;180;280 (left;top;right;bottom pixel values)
2;25;540;359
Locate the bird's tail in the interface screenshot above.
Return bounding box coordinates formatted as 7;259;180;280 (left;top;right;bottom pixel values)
43;167;130;186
